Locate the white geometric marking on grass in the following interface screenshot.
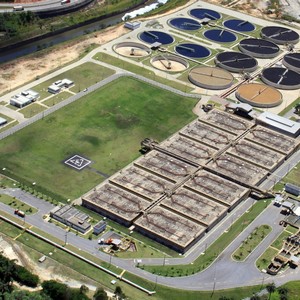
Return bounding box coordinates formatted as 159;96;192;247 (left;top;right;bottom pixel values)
64;155;91;170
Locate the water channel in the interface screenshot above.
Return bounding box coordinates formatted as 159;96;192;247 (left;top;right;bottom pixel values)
0;0;158;63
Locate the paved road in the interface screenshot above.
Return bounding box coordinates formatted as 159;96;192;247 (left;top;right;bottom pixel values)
0;0;300;291
1;149;300;291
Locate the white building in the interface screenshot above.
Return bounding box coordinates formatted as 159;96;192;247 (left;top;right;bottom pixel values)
10;89;40;108
256;112;300;137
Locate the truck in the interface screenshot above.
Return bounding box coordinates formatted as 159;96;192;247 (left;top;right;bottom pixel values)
14;209;25;217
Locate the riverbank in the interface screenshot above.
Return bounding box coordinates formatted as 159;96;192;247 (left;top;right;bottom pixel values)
0;0;195;95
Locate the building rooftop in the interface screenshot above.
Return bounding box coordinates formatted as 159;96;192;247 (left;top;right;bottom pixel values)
257;112;300;136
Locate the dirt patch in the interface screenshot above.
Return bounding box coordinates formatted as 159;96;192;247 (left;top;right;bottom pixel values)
0;25;128;95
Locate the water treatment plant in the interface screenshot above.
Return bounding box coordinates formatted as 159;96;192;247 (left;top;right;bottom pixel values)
1;0;300;298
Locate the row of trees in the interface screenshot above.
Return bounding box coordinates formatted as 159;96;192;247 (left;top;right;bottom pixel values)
0;12;37;38
0;252;125;300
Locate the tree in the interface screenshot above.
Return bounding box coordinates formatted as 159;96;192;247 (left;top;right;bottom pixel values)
278;286;289;300
115;286;126;300
79;284;89;295
266;282;276;300
3;290;52;300
42;280;69;300
94;287;108;300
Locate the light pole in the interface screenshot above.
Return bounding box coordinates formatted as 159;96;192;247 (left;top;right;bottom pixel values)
64;231;68;246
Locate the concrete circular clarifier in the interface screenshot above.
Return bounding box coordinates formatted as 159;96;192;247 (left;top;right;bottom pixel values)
189;8;221;21
175;43;211;59
168;17;201;31
283;53;300;73
189;66;234;90
150;55;189;72
139;30;174;45
113;42;151;58
239;38;279;58
224;19;255;32
261;67;300;90
204;29;237;43
215;51;258;73
236;83;282;108
260;26;300;45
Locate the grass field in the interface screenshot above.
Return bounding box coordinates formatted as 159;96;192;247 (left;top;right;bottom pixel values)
0;77;198;201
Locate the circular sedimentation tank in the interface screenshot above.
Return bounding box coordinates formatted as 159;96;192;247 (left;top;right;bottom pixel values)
239;38;280;58
260;26;299;45
150;55;189;72
204;29;237;43
175;43;211;59
113;42;151;57
215;52;258;73
188;66;234;90
236;83;282;108
283;53;300;73
139;30;174;45
224;19;255;32
189;8;221;20
261;67;300;90
169;17;201;31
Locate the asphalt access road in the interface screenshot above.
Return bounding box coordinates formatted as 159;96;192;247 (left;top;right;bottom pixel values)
1;150;300;291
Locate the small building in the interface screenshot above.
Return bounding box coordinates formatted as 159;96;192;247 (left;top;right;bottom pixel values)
38;255;46;263
0;117;7;126
61;78;74;88
282;201;295;212
285;183;300;196
124;21;141;30
225;102;256;119
10;94;33;108
50;205;91;233
256;112;300;137
48;84;61;94
150;42;162;50
22;89;39;101
93;220;107;235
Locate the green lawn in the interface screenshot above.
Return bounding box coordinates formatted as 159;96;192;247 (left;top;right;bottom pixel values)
31;62;115;99
0;218;23;238
232;225;272;261
19;103;47;118
285;225;299;234
274;162;300;191
0;194;37;214
93;53;194;93
43;91;73;107
271;230;291;250
143;200;271;276
0;77;198;201
256;247;278;270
